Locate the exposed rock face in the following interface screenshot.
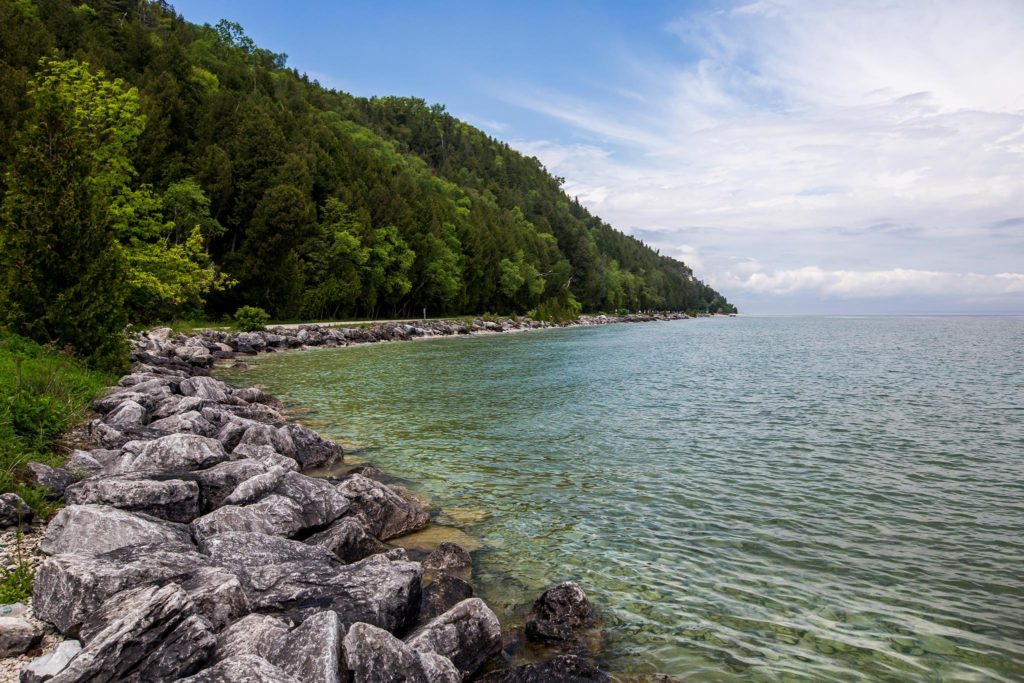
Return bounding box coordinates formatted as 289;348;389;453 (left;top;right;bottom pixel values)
20;639;82;682
179;567;249;630
524;582;595;643
192;459;268;511
115;433;232;473
282;423;344;469
0;616;43;657
49;584;215;683
202;534;422;631
420;575;474;622
24;462;77;498
405;598;502;677
0;492;33;528
476;655;612;683
305;517;390;564
337;474;429;540
39;504;194;556
344;622;460;683
264;611;346;683
64;474;202;523
216;614;292;661
176;655;299;683
191;471;349;542
32;544;211;635
103;400;148;429
148;411;217;437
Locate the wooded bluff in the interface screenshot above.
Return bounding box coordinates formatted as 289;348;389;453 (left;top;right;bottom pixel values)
0;0;734;369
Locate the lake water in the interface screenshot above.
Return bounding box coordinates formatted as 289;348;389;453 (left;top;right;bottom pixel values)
219;316;1024;681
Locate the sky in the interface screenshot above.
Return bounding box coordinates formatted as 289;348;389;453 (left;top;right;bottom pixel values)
172;0;1024;314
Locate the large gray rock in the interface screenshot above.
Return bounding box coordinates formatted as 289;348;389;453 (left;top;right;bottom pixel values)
49;584;215;683
305;517;390;564
32;544;211;635
0;493;33;528
179;568;249;631
203;535;421;631
148;411;217;437
179;376;231;402
216;614;291;661
0;616;43;657
420;576;474;623
405;598;501;677
178;655;298;682
342;626;458;683
524;582;594;643
282;423;343;469
63;451;106;479
149;396;213;421
19;639;82;683
235;424;294;458
64;474;202;523
199;532;339;573
103;400;148;429
266;611;345;683
476;656;611;683
24;463;76;498
116;434;232;473
344;623;459;683
231;444;299;472
190;495;306;542
192;472;348;541
39;505;194;556
193;460;269;510
337;475;428;540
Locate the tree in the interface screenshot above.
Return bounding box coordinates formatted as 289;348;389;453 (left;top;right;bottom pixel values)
0;58;143;371
363;225;414;316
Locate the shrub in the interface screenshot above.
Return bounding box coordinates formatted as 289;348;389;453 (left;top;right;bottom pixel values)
234;305;270;332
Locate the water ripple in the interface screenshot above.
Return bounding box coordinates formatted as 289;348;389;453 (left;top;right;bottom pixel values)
221;316;1024;681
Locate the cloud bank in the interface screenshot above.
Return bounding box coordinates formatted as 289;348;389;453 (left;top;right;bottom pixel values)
503;0;1024;313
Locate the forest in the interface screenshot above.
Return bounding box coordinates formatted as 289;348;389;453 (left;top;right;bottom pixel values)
0;0;735;370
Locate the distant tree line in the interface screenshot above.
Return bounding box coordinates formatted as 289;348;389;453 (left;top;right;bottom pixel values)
0;0;735;370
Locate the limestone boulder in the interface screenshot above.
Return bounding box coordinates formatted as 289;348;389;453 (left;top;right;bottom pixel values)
39;505;194;556
64;474;202;523
405;598;501;677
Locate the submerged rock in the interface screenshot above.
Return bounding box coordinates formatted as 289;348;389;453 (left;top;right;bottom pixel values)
477;655;611;683
422;542;472;574
525;582;595;643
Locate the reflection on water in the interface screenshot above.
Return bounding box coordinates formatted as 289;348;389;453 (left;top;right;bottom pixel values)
220;316;1024;681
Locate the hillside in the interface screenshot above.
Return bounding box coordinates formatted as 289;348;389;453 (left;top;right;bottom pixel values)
0;0;734;339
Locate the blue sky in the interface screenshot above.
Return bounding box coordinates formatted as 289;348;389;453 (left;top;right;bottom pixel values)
173;1;1024;314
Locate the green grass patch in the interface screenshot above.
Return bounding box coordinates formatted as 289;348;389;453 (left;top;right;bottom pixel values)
0;530;35;603
0;329;113;519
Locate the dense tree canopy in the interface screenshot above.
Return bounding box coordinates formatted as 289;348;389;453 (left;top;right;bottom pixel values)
0;0;735;366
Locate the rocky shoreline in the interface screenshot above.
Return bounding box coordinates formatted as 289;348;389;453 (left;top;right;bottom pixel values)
0;313;695;682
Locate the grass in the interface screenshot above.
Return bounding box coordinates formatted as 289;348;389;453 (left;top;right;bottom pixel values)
0;329;114;520
0;529;35;603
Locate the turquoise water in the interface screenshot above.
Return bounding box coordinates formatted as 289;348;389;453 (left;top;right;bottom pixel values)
219;317;1024;681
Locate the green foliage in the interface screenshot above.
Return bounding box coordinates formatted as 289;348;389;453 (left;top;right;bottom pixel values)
0;330;112;518
233;305;269;331
0;0;734;326
0;551;34;603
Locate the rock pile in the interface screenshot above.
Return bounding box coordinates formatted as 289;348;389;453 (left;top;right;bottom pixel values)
14;350;503;681
5;315;653;681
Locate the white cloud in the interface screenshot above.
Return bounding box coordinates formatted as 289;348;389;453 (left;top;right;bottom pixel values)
720;267;1024;299
500;0;1024;312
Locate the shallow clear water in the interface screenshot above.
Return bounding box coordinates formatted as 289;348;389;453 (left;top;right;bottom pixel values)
220;317;1024;681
